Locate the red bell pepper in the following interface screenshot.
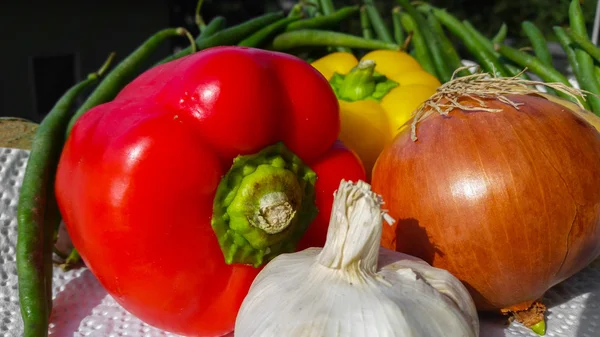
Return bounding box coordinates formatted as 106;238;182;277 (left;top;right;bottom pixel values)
55;46;366;337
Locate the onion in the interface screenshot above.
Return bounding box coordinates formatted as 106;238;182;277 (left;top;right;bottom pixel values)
371;73;600;325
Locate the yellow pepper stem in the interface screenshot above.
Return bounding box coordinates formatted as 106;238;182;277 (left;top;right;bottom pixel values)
338;60;377;101
331;60;398;102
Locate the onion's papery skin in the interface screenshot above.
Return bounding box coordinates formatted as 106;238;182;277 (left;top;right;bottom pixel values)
372;94;600;311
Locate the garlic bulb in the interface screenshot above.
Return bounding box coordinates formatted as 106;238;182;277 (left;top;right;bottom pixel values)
235;180;480;337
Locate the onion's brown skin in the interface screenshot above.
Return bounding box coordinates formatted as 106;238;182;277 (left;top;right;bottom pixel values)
372;94;600;312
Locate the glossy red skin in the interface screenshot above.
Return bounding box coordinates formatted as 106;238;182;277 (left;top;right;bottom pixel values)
55;47;366;337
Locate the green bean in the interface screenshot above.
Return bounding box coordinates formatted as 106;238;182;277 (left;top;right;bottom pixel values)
363;0;394;43
399;12;437;76
565;29;600;65
17;53;114;337
360;6;374;39
396;0;453;82
318;0;350;53
303;0;321;18
285;6;359;31
197;16;226;40
497;44;582;103
496;45;571;85
569;0;588;38
428;13;468;77
575;46;600;114
158;12;284;65
392;7;405;45
271;29;399;51
553;26;591;110
522;21;554;67
319;0;335;15
238;7;303;47
491;23;508;44
67;28;193;135
462;21;496;56
459;20;526;79
569;0;600;115
432;8;510;77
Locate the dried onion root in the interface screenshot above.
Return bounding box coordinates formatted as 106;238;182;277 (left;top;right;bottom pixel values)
408;66;592;141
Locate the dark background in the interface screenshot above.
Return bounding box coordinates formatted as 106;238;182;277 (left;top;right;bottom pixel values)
1;0;597;123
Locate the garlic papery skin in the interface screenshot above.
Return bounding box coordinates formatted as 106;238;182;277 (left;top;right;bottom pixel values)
234;180;480;337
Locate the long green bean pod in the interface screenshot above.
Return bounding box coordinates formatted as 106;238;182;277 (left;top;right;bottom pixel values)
569;0;600;115
360;6;374;39
491;23;508;44
17;53;114;337
458;19;527;79
396;0;454;82
238;6;303;47
392;7;405;45
462;21;495;56
566;29;600;65
399;12;436;76
319;0;351;53
428;13;468;77
363;0;394;43
553;26;591;110
319;0;335;15
522;21;554;67
285;6;359;31
497;44;583;104
271;29;399;51
431;8;510;77
158;12;284;65
198;16;226;40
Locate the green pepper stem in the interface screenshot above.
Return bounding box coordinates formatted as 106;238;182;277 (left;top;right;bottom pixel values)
212;142;318;267
338;60;377;101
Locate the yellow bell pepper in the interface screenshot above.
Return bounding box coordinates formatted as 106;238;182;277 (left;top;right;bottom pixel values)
311;50;440;178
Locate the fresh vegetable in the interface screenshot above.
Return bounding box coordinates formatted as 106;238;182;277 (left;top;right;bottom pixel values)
66;28;193;135
55;47;366;337
198;16;227;39
521;21;553;67
238;5;303;48
566;28;600;65
284;5;359;32
568;0;600;115
496;44;581;105
455;19;528;80
271;29;399;51
427;13;469;78
391;7;405;44
491;23;508;44
396;0;453;82
318;0;351;53
398;12;436;76
363;0;394;43
311;50;439;177
360;5;374;39
429;7;510;77
158;12;285;64
553;26;591;110
235;180;480;337
372;72;600;334
17;53;114;337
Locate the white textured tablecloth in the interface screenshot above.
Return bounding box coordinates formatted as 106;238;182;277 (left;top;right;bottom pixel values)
1;147;599;337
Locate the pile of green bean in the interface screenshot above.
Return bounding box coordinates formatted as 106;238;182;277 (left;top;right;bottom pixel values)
398;0;600;114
